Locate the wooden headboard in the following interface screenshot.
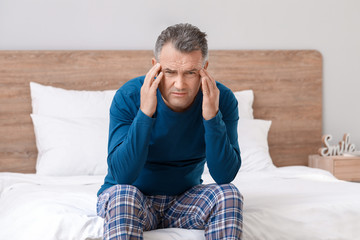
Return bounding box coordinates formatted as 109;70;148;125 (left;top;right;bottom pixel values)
0;50;322;173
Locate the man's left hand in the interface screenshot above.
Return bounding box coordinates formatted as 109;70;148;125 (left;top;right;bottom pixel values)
200;69;219;120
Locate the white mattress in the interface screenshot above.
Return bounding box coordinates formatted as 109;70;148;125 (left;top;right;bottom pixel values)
0;166;359;240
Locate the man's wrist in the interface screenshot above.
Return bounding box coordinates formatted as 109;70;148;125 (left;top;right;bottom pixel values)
203;110;221;123
138;109;156;123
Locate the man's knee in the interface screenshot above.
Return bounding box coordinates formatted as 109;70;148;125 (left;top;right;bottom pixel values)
112;184;142;195
97;184;145;218
207;183;243;206
109;184;144;204
221;183;243;199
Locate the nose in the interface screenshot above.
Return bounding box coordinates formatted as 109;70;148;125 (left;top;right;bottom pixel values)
173;75;186;90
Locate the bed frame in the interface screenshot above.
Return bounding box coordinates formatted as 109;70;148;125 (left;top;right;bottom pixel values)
0;50;322;173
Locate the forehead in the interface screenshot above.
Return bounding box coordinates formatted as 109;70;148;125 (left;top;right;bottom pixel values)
159;43;203;70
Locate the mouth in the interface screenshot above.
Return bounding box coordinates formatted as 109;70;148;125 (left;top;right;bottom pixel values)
171;92;187;97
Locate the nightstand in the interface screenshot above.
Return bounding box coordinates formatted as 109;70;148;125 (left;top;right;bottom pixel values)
309;154;360;182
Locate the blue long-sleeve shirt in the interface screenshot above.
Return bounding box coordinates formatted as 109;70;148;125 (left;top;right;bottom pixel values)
97;76;241;196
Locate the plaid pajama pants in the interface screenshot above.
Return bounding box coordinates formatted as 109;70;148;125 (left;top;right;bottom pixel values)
97;183;243;240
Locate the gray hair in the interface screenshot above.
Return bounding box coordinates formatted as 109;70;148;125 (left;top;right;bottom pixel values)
154;23;208;64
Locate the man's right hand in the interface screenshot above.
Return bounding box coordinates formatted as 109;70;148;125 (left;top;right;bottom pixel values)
140;63;163;117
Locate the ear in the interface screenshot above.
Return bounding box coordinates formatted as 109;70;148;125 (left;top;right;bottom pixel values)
203;61;209;70
152;58;157;66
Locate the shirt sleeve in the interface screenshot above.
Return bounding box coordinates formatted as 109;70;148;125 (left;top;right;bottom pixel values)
106;90;155;184
203;90;241;184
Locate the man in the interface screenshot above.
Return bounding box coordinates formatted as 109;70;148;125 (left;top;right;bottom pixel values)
97;23;243;240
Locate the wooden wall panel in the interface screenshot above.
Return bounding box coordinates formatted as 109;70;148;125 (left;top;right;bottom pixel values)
0;50;322;173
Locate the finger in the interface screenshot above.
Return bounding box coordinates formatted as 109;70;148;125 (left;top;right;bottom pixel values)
200;69;212;90
201;71;214;95
201;69;216;90
146;63;161;84
199;68;206;78
151;71;163;90
144;63;161;87
201;76;210;96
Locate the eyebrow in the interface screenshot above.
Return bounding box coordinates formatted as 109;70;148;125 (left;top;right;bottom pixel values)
186;68;200;73
163;68;200;73
163;68;175;72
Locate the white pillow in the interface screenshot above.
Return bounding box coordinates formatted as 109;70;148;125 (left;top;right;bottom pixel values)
31;114;109;176
234;90;254;119
202;118;275;178
30;82;252;119
29;82;254;176
30;82;116;118
237;118;276;172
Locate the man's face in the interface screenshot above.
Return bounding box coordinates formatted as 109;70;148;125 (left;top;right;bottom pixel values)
153;43;207;112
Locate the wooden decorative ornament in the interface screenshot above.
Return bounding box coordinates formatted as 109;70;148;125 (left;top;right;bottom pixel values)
318;133;356;156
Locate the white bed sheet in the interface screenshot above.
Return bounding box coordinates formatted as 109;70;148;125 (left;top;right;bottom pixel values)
0;166;359;240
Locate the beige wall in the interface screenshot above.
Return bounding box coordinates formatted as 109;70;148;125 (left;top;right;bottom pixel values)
1;0;359;149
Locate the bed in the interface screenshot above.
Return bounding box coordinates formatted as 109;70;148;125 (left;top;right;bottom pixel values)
1;50;359;240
